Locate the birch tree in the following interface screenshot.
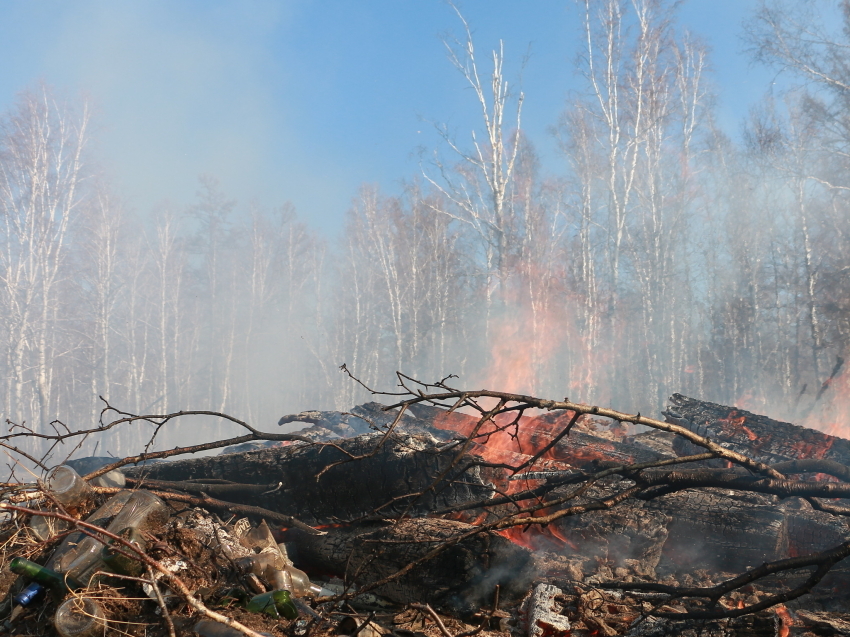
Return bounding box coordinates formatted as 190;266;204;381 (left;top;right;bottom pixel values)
0;86;89;428
424;6;524;336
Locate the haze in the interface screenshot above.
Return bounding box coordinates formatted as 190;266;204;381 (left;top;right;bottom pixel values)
1;0;848;462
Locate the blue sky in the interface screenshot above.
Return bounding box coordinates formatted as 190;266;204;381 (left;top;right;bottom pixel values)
0;0;773;236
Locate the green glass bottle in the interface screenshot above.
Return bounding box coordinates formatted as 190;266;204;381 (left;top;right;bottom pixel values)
245;589;298;619
9;557;82;594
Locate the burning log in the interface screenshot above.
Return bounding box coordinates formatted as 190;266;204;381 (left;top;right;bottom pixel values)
666;393;850;467
405;402;669;470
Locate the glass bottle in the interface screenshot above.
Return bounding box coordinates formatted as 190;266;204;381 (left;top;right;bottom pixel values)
101;527;146;577
236;554;321;597
273;565;323;598
105;490;169;534
10;557;82;594
46;466;94;508
245;590;299;619
29;513;69;541
89;469;126;489
234;552;284;578
61;537;111;586
60;490;167;585
47;490;134;574
53;596;107;637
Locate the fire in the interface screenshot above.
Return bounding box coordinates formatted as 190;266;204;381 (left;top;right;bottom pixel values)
427;369;641;552
480;306;544;397
734;369;850;440
805;371;850;439
430;408;626;470
496;522;579;552
473;276;610;405
774;605;792;637
741;426;758;441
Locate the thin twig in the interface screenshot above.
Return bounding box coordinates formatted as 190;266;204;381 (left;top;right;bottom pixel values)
411;603;453;637
147;564;177;637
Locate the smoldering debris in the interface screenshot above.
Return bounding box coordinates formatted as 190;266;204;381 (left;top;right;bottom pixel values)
2;380;850;636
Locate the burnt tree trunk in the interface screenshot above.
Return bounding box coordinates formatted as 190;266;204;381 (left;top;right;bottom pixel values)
665;393;850;465
125;433;494;525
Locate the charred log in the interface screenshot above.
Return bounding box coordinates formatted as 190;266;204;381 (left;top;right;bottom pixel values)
666;393;850;467
125;433;494;525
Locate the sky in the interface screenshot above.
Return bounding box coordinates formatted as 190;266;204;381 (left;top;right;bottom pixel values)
0;0;775;237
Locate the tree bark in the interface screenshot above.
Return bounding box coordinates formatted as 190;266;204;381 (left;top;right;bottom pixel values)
125;432;495;526
665;393;850;465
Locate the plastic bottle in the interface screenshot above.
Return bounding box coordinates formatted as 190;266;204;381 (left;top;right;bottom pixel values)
193;619;273;637
53;596;107;637
245;589;299;619
101;527;146;577
9;557;82;594
46;466;94;508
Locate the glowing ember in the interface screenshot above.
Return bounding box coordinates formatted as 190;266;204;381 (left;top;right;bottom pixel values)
774;605;792;637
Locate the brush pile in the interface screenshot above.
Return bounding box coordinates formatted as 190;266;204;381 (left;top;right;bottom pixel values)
1;375;850;636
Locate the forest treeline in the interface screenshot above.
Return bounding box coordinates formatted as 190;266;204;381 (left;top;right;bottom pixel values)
2;0;850;456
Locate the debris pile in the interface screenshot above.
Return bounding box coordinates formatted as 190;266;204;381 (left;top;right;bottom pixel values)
2;380;850;636
0;462;528;637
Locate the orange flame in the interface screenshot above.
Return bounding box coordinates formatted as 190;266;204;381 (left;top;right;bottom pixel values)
734;370;850;440
774;605;792;637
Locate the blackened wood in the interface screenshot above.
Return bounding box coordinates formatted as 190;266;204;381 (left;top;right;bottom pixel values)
665;393;850;466
125;433;494;526
549;497;671;577
277;401;666;470
647;489;786;574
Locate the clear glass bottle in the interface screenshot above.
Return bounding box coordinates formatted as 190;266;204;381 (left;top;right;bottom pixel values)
273;565;323;598
101;527;146;576
235;554;321;597
29;512;69;541
46;466;94;508
234;552;284;578
57;490;166;585
53;597;106;637
89;469;126;489
61;539;110;586
105;490;169;534
47;490;133;574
